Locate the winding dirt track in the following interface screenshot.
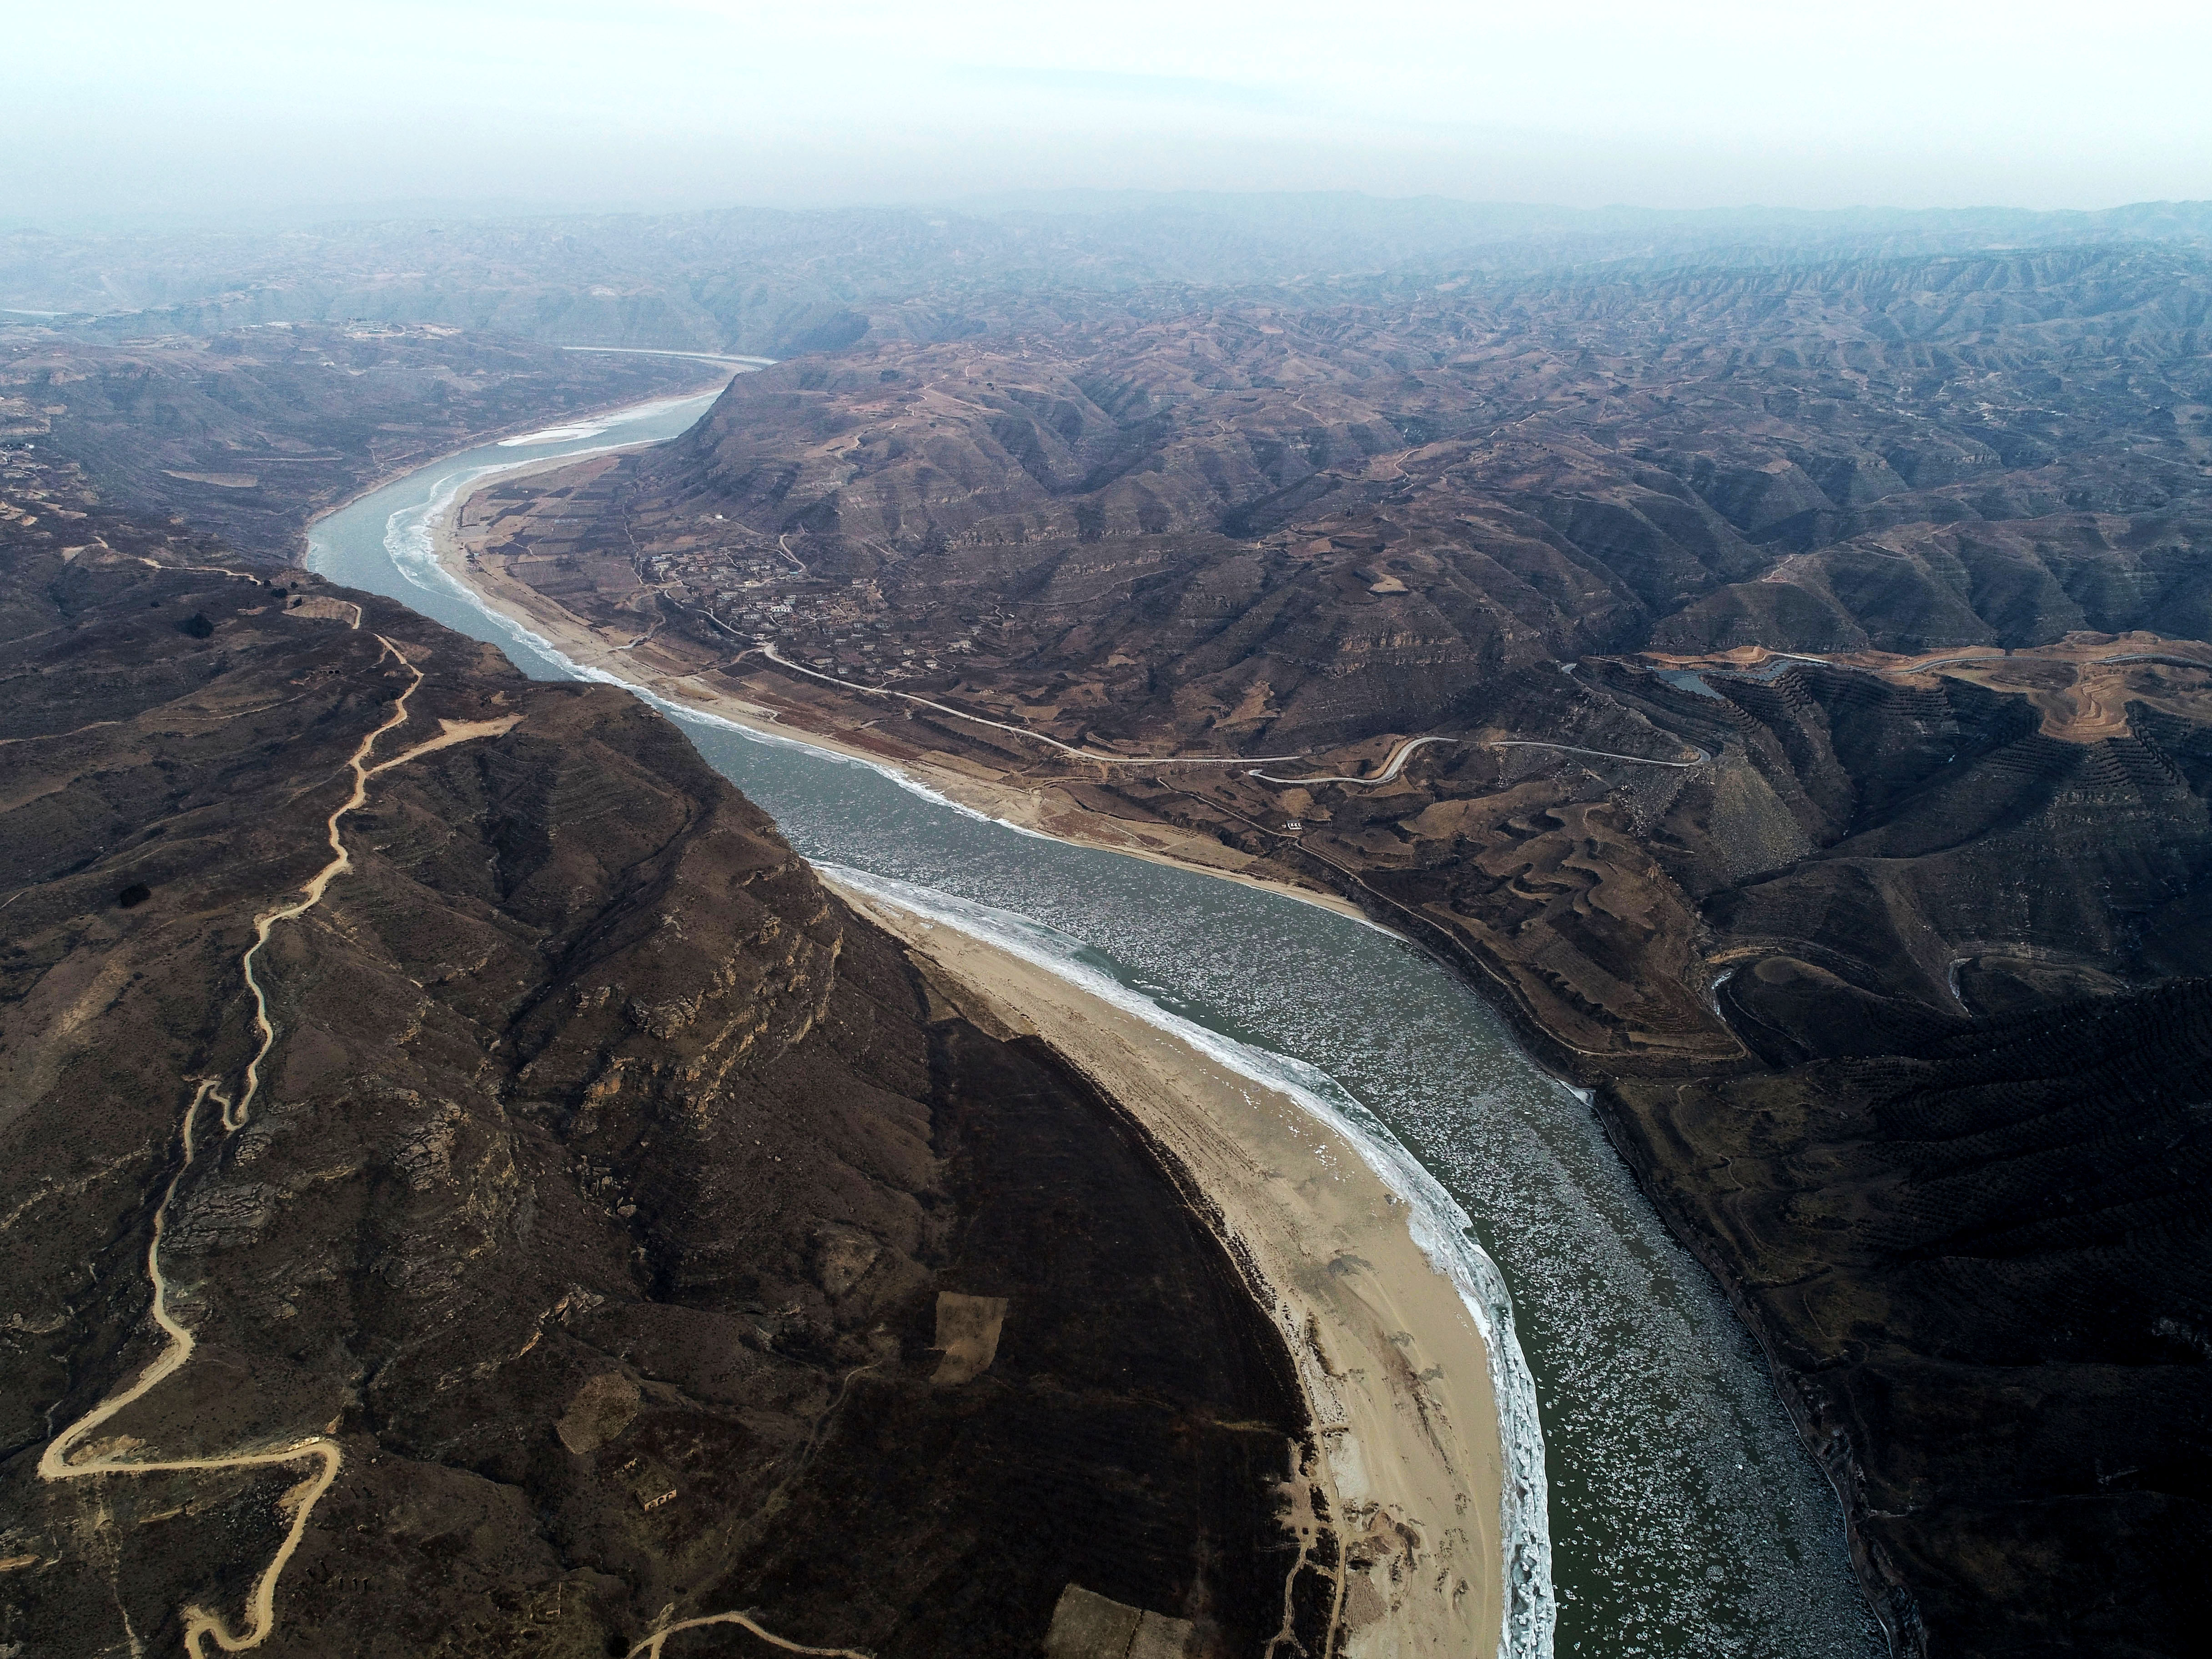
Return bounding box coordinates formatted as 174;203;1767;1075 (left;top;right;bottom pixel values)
1247;734;1458;785
625;1610;872;1659
38;636;514;1657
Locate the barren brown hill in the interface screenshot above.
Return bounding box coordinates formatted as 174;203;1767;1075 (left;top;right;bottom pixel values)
472;244;2212;1656
0;322;715;562
0;493;1313;1656
473;247;2207;749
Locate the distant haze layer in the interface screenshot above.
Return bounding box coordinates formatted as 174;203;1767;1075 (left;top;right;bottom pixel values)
9;0;2212;221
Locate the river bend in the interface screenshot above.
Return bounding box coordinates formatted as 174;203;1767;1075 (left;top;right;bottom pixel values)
308;387;1882;1659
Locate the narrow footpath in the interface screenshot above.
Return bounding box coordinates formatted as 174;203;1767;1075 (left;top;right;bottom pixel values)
38;636;515;1657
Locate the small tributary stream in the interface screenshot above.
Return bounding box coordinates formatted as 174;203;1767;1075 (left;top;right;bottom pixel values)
309;387;1883;1659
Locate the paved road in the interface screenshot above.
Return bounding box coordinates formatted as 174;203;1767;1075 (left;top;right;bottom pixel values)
1248;735;1459;785
756;643;1302;766
1488;739;1709;769
1251;734;1707;786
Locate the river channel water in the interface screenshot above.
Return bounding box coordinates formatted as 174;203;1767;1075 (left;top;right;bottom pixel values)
308;386;1884;1659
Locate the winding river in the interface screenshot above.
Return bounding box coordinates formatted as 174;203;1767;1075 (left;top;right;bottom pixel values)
308;386;1884;1659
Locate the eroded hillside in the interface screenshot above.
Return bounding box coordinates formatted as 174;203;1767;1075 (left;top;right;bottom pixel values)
471;243;2212;1656
0;496;1311;1657
0;323;714;562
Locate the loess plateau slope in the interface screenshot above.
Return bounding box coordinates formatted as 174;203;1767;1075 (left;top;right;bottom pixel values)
0;488;1318;1657
473;244;2212;1656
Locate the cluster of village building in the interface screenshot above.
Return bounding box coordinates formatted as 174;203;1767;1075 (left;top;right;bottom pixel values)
642;547;987;683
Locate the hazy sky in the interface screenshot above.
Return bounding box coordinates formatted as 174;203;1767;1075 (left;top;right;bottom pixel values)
12;0;2210;221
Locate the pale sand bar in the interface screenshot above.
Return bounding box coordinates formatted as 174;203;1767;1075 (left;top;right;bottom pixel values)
828;874;1505;1657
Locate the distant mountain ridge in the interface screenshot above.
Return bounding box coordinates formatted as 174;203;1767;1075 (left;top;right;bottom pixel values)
11;193;2212;1654
6;192;2211;359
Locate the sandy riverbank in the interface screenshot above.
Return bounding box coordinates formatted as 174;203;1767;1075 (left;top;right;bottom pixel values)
429;487;1380;928
826;871;1507;1657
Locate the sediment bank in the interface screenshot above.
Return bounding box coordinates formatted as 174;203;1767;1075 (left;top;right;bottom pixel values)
829;871;1516;1655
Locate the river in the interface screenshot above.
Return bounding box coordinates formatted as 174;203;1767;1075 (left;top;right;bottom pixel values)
308;386;1884;1659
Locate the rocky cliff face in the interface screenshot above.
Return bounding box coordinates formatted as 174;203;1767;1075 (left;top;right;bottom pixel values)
0;498;1307;1656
